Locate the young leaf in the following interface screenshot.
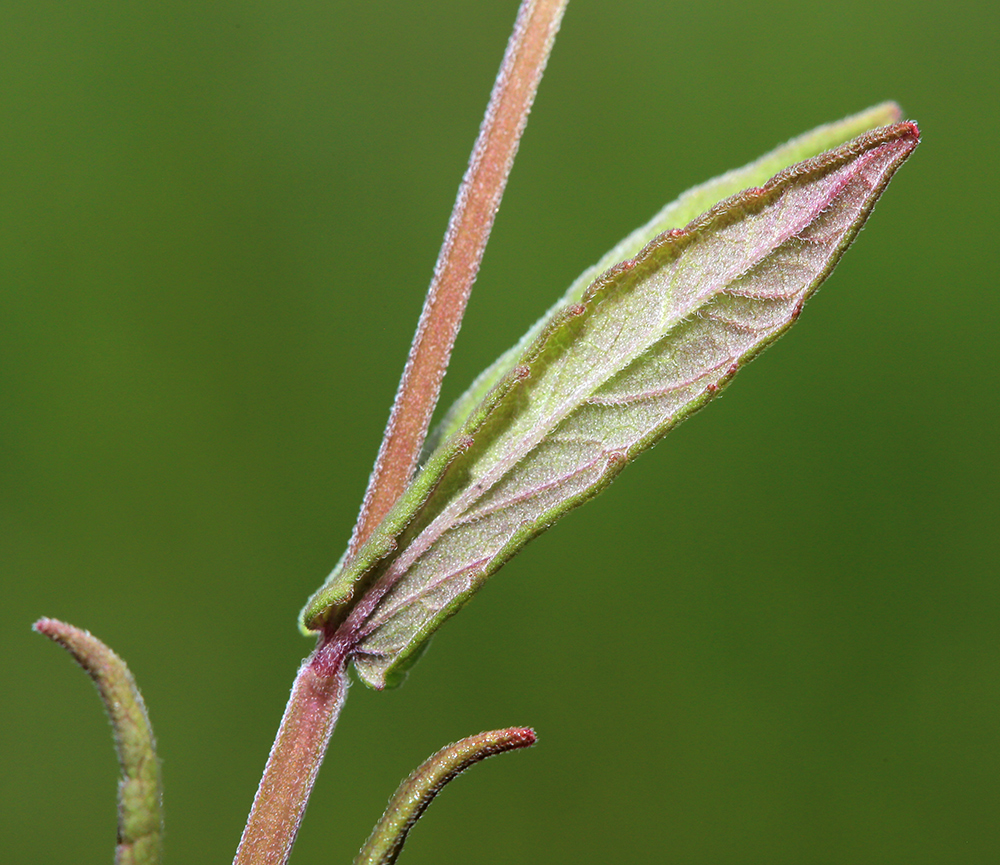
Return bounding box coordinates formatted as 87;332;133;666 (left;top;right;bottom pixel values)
300;103;903;635
336;120;918;689
423;101;904;452
354;727;536;865
34;618;164;865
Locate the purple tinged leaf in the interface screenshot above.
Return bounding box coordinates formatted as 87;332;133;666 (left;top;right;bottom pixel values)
300;105;905;635
424;102;904;452
339;121;918;689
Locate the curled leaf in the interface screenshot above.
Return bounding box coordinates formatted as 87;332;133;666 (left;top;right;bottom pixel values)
34;618;164;865
354;727;536;865
301;104;905;638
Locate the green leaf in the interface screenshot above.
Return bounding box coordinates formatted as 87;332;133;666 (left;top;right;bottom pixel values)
345;120;918;689
34;618;164;865
300;103;903;637
354;727;536;865
422;101;905;453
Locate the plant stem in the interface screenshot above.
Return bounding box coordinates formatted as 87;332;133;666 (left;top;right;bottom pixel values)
232;642;349;865
235;4;569;861
348;0;570;557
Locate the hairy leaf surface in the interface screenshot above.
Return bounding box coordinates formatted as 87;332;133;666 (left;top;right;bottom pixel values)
300;105;904;637
342;122;918;688
424;102;904;452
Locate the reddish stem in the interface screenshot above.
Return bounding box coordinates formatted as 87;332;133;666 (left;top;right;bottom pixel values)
348;0;570;558
234;4;569;861
232;643;349;865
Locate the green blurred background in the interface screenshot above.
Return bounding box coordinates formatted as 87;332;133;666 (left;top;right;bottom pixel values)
3;1;998;863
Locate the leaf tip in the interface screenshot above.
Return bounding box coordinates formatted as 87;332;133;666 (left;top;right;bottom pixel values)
32;616;56;636
872;119;920;168
33;616;91;654
498;725;538;749
883;119;920;152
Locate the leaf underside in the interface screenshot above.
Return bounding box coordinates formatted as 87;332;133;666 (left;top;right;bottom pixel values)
301;103;902;638
302;110;918;691
422;102;904;453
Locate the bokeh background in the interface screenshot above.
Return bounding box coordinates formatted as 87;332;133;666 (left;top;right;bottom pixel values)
3;1;998;863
